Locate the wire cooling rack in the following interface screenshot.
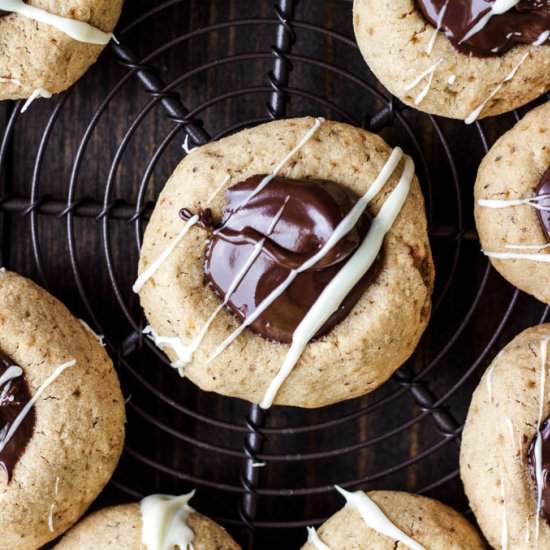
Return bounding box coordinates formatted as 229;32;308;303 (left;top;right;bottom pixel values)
1;1;549;548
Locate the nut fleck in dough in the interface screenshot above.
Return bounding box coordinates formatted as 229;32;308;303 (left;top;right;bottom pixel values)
0;270;125;550
461;324;550;549
55;503;242;550
353;0;550;121
0;0;123;100
137;117;434;408
474;102;550;304
301;491;485;549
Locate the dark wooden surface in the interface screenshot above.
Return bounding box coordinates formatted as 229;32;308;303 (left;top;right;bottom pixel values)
0;1;548;549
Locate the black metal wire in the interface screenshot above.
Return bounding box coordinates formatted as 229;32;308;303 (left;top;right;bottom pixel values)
0;0;548;546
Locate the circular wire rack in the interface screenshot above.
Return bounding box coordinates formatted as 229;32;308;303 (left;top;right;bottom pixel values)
1;1;549;548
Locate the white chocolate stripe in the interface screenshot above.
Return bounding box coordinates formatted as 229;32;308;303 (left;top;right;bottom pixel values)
335;486;425;550
140;491;195;550
459;0;521;44
0;360;76;454
260;155;414;409
133;214;199;294
483;250;550;263
21;88;52;114
425;0;449;54
306;527;331;550
0;0;113;44
465;51;529;124
133;174;230;294
478;195;550;211
207;147;406;364
0;365;22;387
238;117;324;209
143;326;191;369
404;58;443;106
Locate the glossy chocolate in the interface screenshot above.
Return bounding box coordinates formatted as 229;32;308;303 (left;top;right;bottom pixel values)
0;352;35;481
537;168;550;241
198;175;377;343
416;0;550;57
528;416;550;525
0;11;10;18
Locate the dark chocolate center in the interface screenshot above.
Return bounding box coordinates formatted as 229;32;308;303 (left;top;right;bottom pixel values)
0;351;35;481
536;168;550;241
189;176;378;344
416;0;550;57
528;416;550;525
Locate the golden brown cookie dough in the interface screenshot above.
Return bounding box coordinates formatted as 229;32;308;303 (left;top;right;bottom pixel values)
474;102;550;304
55;502;241;550
461;324;550;549
0;270;125;550
301;490;485;549
352;0;550;121
137;117;434;408
0;0;123;101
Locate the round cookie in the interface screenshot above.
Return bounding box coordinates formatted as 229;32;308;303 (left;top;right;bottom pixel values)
55;501;241;549
0;0;123;101
136;117;434;408
461;324;550;548
474;102;550;304
0;270;125;549
301;490;485;549
353;0;550;121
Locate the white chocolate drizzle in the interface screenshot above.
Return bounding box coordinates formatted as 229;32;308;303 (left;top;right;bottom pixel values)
140;491;196;550
259;155;414;409
143;326;190;371
182;135;197;155
207;147;406;364
0;365;22;388
459;0;521;44
79;319;105;346
21;88;52;114
465;51;530;125
0;359;75;455
425;0;450;55
478;195;550;212
237;117;324;210
132;173;230;294
306;527;331;550
0;0;113;44
335;486;425;550
133;214;199;294
404;58;444;105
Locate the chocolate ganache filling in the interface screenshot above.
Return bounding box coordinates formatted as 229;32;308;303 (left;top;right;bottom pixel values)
416;0;550;57
528;416;550;525
0;351;35;481
186;176;378;344
536;167;550;241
